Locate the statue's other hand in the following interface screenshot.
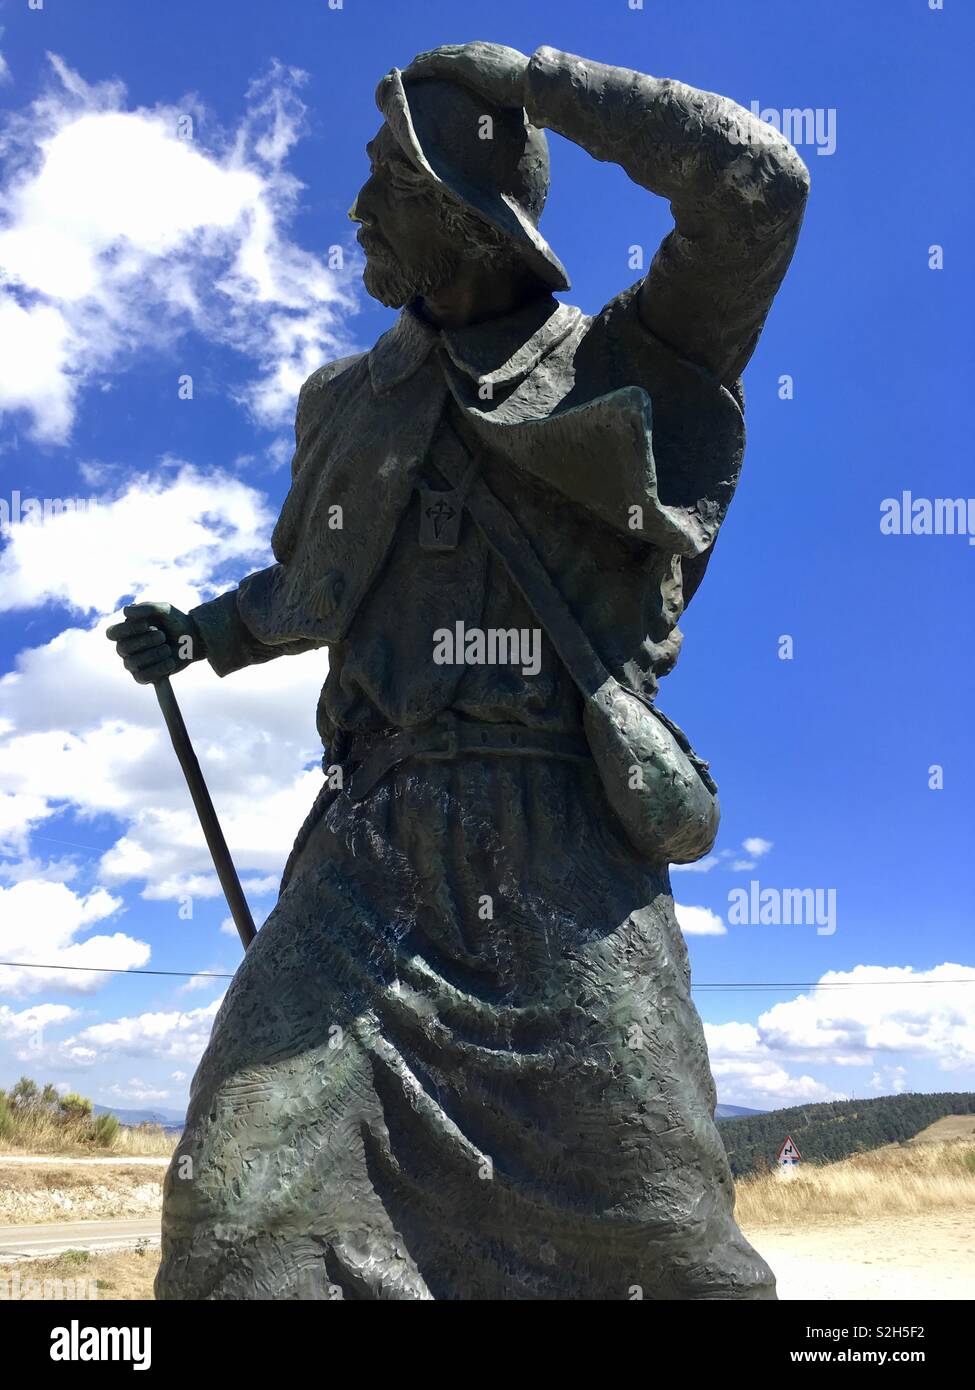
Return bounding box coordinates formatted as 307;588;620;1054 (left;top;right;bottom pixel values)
400;42;529;109
105;602;204;685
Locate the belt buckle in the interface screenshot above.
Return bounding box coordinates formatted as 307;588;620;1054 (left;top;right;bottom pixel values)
428;710;459;760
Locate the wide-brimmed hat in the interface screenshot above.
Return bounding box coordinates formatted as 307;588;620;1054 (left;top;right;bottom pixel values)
374;68;570;292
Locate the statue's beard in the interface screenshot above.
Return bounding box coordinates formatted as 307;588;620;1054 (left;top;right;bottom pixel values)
362;246;461;309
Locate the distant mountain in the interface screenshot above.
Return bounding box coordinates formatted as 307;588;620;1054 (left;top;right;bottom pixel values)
94;1103;185;1131
714;1103;765;1121
716;1090;975;1177
90;1100;759;1131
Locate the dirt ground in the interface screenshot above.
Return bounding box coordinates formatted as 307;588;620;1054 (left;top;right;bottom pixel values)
1;1214;971;1299
2;1149;971;1300
745;1209;974;1300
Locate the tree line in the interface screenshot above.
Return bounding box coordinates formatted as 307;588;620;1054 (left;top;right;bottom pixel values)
717;1090;975;1176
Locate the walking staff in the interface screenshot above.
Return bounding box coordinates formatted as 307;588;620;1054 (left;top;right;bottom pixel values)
106;602;255;950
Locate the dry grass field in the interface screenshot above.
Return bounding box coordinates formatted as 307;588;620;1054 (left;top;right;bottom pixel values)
909;1114;975;1144
734;1135;975;1228
0;1112;177;1159
0;1247;158;1301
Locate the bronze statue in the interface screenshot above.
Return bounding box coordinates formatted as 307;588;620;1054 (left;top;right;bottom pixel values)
108;42;808;1300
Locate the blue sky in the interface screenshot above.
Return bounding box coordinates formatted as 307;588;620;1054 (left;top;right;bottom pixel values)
0;0;971;1117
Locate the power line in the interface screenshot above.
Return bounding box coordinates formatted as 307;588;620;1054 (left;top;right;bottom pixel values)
26;834;104;853
0;961;972;989
0;962;233;979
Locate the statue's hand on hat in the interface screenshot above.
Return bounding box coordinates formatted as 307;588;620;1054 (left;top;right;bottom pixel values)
401;42;529;110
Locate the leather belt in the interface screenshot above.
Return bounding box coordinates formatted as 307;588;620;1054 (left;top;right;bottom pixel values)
339;711;591;802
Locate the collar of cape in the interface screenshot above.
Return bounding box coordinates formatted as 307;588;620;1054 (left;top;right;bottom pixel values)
367;293;583;395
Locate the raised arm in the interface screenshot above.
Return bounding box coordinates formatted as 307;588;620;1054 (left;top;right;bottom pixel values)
525;47;809;384
402;42;810;385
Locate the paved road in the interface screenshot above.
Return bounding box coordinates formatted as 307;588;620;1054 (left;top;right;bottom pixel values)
0;1154;169;1167
0;1218;161;1262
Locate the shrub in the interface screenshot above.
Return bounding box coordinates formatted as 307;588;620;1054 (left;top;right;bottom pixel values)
59;1093;93;1122
91;1112;120;1148
0;1077;111;1152
9;1076;40;1109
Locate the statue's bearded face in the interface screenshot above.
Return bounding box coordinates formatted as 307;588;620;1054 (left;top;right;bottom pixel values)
350;125;508;308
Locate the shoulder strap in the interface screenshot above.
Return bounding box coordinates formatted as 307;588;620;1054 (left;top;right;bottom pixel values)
435;421;609;701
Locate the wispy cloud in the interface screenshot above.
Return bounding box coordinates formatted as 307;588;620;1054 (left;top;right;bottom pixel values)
108;1077;171;1103
673;836;774;875
0;55;361;442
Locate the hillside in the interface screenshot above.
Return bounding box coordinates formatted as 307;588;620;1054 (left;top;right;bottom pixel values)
714;1103;764;1121
718;1090;975;1177
910;1114;975;1144
93;1104;184;1131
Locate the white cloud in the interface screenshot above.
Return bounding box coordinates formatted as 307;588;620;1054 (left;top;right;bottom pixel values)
675;903;727;936
0;55;360;442
705;1022;844;1105
0;791;55;856
0;855;81;886
0;879;148;996
0;1001;77;1039
66;997;223;1062
756;963;975;1072
100;768;323;899
870;1065;908;1094
0;465;273;616
742;837;773;857
108;1078;171;1103
672;836;774;875
0;466;327;897
0;296;74;438
704;962;975;1107
240;875;280;897
178;969;230;995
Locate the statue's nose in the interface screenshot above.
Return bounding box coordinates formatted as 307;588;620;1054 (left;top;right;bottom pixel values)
348;191;378;229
